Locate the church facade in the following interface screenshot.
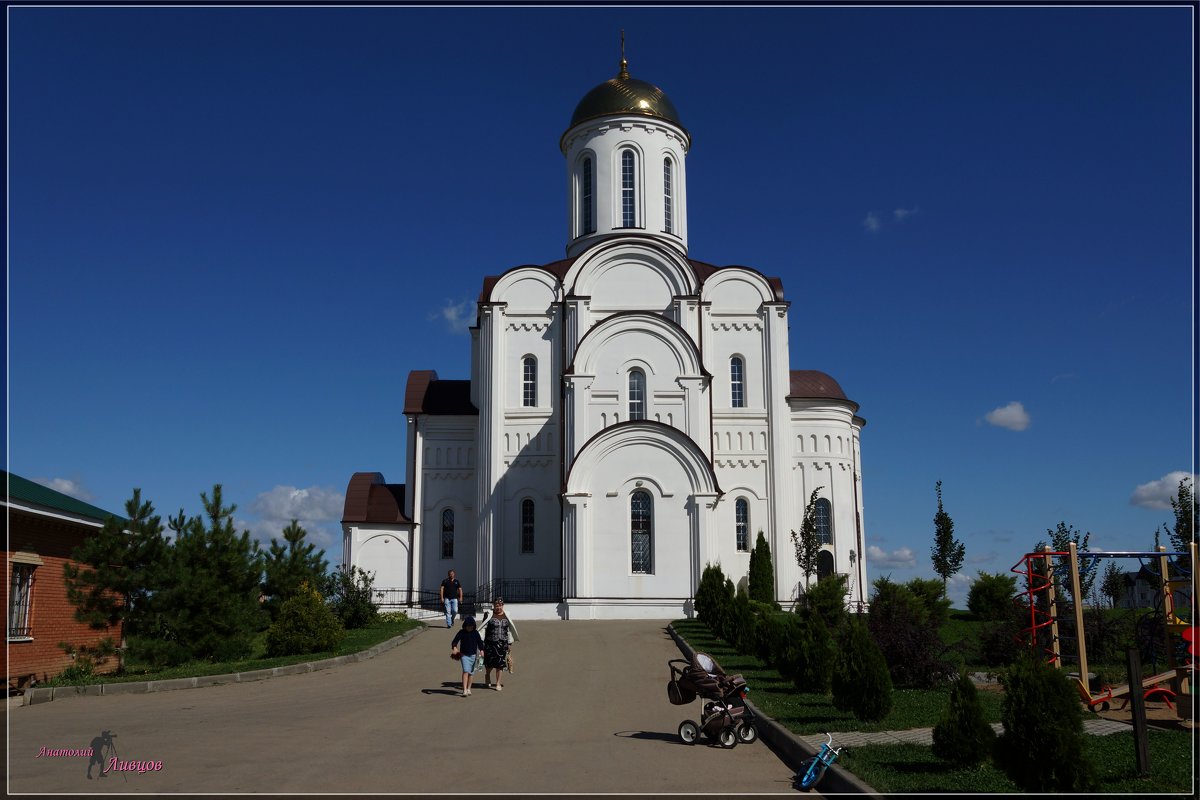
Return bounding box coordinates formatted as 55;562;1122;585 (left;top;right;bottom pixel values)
341;56;869;619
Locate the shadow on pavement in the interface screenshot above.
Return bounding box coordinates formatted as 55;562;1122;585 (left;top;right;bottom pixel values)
421;682;465;696
613;730;696;747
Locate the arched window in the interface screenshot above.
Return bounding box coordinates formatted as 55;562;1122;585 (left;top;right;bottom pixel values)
581;156;595;235
735;498;749;552
522;356;537;407
730;356;746;408
628;369;646;421
663;157;674;234
521;498;535;553
817;550;835;581
631;490;653;574
620;149;637;228
441;509;455;559
815;498;833;545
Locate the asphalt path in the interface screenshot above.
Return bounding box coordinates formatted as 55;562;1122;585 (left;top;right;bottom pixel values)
9;619;803;794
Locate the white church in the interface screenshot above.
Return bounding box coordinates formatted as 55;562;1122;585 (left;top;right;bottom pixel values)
342;53;869;619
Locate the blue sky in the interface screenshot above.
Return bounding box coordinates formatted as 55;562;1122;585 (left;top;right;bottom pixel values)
7;5;1195;606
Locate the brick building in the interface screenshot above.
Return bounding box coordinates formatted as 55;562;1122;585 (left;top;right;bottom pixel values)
5;471;122;688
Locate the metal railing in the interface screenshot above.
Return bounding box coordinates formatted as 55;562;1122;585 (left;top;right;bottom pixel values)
373;588;480;617
476;578;562;604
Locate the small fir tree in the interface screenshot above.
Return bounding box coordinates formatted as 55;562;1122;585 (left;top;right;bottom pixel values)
932;671;996;765
832;617;893;721
747;531;775;604
930;481;965;599
801;572;849;632
262;520;330;621
995;652;1094;791
791;487;823;593
62;488;169;671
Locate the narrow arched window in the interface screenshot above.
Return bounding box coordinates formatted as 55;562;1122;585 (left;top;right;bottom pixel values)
581;156;595;235
730;356;745;408
735;498;749;552
621;149;637;228
631;490;653;574
521;498;535;553
441;509;455;559
663;157;674;234
628;369;646;421
522;356;537;407
817;550;835;581
815;498;833;545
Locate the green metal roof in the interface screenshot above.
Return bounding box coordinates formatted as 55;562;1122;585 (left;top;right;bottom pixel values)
4;471;121;523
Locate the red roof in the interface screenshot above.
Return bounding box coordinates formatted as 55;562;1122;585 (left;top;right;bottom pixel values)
404;370;478;416
787;370;859;412
342;472;411;524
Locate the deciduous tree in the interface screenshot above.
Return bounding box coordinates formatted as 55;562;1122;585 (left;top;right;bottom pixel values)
790;487;823;593
930;481;965;598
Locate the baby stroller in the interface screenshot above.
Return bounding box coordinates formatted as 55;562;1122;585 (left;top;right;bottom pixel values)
667;652;759;748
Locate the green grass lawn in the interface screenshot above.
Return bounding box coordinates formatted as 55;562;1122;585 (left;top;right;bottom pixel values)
672;617;1195;794
45;615;424;686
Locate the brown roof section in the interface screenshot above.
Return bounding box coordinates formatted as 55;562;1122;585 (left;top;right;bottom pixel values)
404;370;478;416
342;472;411;524
787;370;860;412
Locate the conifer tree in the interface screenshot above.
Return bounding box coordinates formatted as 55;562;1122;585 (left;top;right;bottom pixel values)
747;531;775;604
791;487;823;593
262;520;330;620
62;489;169;670
930;481;965;599
832;616;892;721
932;671;996;764
152;485;267;663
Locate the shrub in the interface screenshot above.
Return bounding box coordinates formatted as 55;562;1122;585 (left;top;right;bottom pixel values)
694;563;728;627
748;531;775;604
266;583;345;657
753;609;788;665
868;578;955;688
378;611;411;624
932;671;996;764
787;608;835;693
968;571;1019;621
55;655;97;684
321;565;378;629
977;612;1026;668
994;653;1094;791
801;573;849;632
729;592;758;653
832;616;893;721
906;577;952;628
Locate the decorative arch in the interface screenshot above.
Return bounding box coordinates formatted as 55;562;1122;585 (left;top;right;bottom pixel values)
571;312;704;377
563;238;697;302
488;265;564;310
701;267;776;311
565;420;721;497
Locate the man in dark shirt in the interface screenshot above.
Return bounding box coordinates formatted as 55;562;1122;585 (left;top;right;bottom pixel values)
439;569;463;628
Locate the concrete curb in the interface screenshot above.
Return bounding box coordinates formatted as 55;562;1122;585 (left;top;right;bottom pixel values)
667;623;884;797
20;624;426;706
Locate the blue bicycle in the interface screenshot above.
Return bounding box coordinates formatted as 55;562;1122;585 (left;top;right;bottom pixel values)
796;732;842;791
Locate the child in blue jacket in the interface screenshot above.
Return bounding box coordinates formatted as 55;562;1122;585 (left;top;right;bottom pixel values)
450;616;484;696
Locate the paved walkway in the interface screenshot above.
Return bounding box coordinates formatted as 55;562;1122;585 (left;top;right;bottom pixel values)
798;717;1131;749
8;620;800;794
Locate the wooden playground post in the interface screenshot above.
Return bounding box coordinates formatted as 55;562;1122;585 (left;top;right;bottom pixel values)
1043;544;1061;667
1158;545;1179;700
1069;541;1088;686
1126;648;1151;777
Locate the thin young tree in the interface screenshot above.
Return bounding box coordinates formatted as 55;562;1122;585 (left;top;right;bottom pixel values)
1160;476;1196;552
1046;522;1098;604
1100;560;1126;609
930;480;965;599
791;487;823;593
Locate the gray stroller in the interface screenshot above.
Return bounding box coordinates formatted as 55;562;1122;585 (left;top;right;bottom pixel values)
666;652;759;748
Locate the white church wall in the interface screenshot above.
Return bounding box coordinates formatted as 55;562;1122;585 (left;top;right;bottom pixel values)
420;417;479;591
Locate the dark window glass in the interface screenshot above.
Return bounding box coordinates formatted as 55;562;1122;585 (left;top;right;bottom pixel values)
815;498;833;545
521;499;535;554
621;150;637;228
522;356;537;407
735;498;749;552
581;157;594;235
631;490;652;574
730;357;745;408
441;509;455;559
817;550;835;581
663;157;673;234
628;369;646;420
8;564;35;638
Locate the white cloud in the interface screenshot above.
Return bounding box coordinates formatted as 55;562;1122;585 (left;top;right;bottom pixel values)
429;298;473;334
862;212;881;233
867;545;916;569
893;207;919;221
984;401;1031;431
33;476;95;501
1130;471;1197;510
245;485;346;558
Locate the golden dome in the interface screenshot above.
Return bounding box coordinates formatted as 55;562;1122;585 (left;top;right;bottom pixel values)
566;57;686;134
